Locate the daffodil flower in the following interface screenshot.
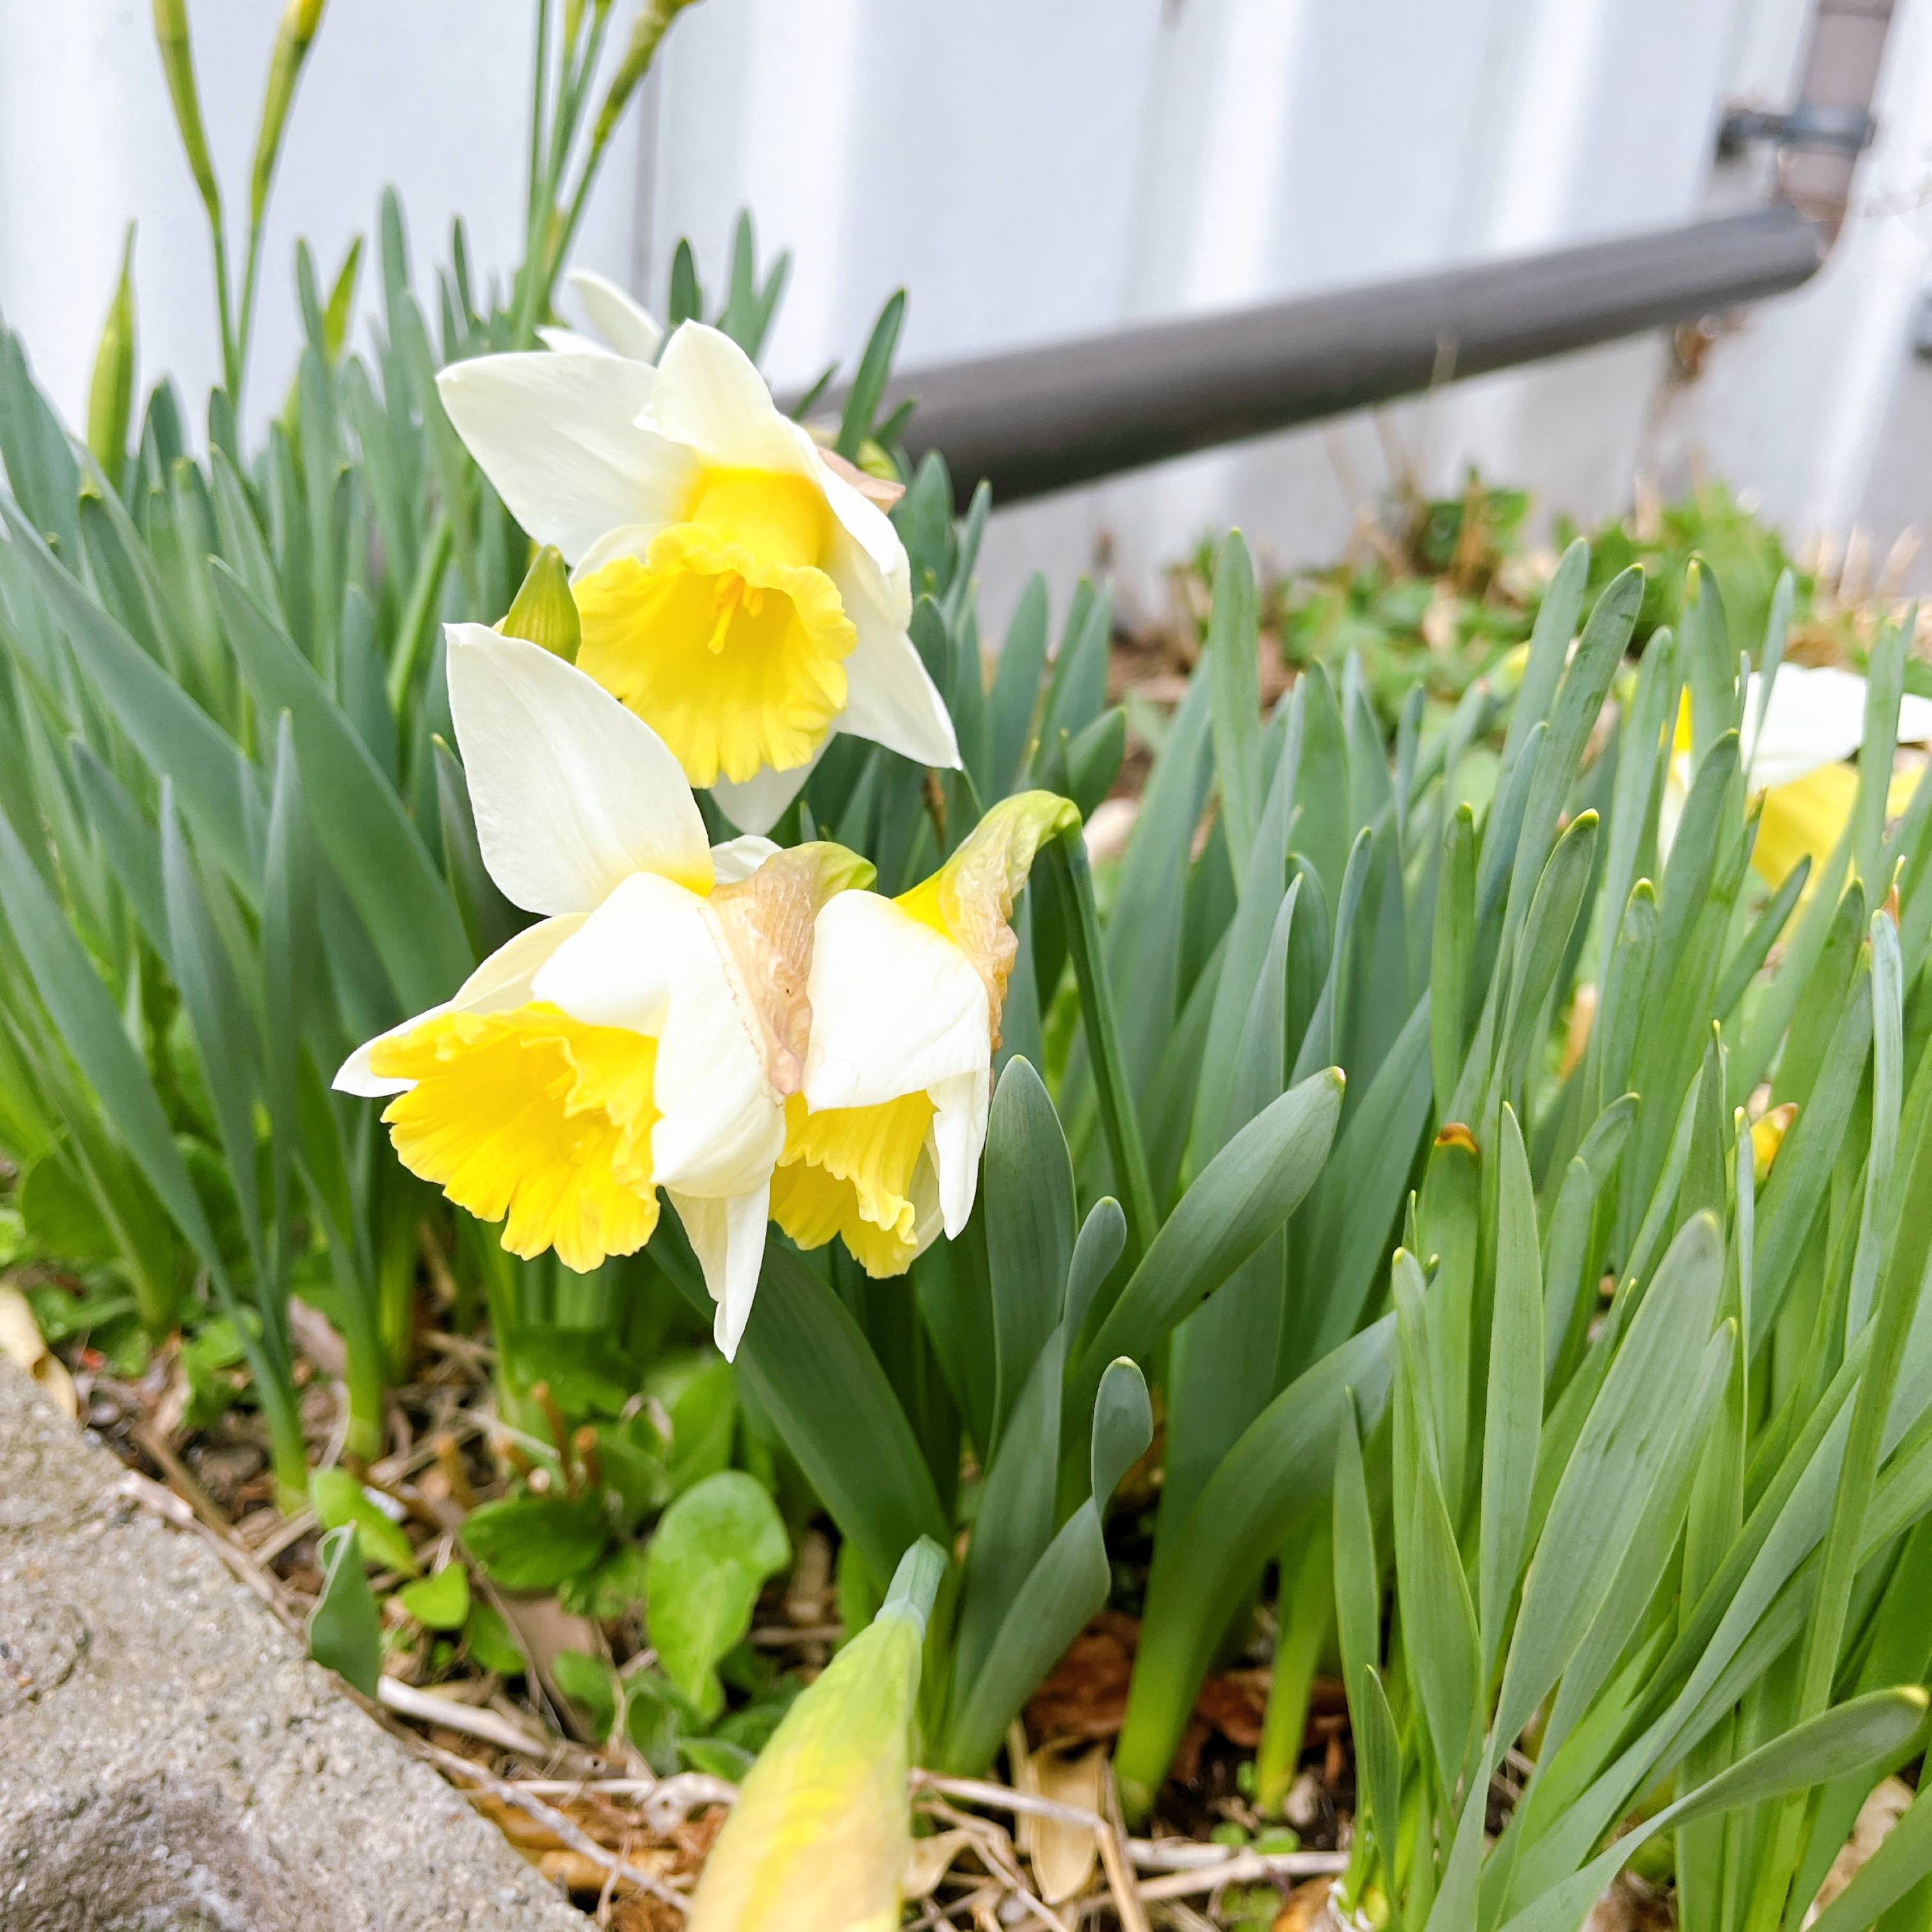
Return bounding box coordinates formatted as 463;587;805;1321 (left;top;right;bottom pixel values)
436;321;960;833
689;1538;944;1932
1664;663;1932;887
1739;662;1931;887
537;267;664;363
333;623;870;1354
772;791;1080;1277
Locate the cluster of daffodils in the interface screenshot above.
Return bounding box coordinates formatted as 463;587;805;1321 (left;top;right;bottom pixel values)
436;275;960;834
335;296;1073;1355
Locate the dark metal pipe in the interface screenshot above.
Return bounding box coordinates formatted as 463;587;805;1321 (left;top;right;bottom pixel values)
884;205;1826;509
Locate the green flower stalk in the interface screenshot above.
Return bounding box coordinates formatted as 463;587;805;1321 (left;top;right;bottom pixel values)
689;1539;945;1932
150;0;237;395
514;0;703;344
239;0;331;402
251;0;328;234
150;0;220;227
86;225;138;492
593;0;696;152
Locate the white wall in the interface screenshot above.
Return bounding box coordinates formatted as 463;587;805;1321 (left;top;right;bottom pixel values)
3;0;1929;628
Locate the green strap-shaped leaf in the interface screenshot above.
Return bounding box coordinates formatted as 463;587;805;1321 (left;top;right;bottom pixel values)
208;560;470;1014
1208;531;1263;872
1809;1778;1932;1932
1430;804;1477;1120
1;501;261;891
984;1057;1074;1449
987;575;1050;797
1392;1251;1480;1792
1114;1315;1397;1815
954;1197;1126;1695
160;788;264;1275
1497;1690;1928;1932
1596;625;1677;983
834;288;904;460
1480;1105;1544;1676
1303;994;1433;1361
1163;884;1300;1528
941;1359;1150;1775
0;804;220;1282
67;740;169;956
1071;1066;1343;1410
1493;1213;1724;1752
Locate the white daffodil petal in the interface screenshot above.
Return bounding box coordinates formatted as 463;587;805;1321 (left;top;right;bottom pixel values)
1744;666;1932;789
331;914;582;1096
535;326;611;357
820;462;913;598
1744;666;1867;788
928;1068;989;1238
909;1149;945;1259
712;750;826;836
533;873;785;1195
648;322;812;475
802;893;990;1112
710;834;783;884
436;351;678;563
447;625;713;914
570;520;664;581
671;1182;772;1359
568;267;664;363
832;589;963;770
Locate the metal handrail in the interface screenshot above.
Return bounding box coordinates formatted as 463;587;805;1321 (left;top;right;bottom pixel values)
855;0;1893;511
883;206;1826;509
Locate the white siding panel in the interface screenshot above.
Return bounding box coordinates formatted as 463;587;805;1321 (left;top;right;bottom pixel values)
1;0;1928;614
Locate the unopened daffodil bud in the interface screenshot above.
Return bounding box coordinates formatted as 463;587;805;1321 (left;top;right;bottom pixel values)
499;545;582;663
151;0;221;225
251;0;329;229
88;225;138;493
436;319;960;833
593;0;699;151
1752;1102;1798;1186
334;625;872;1356
771;792;1080;1277
689;1538;945;1932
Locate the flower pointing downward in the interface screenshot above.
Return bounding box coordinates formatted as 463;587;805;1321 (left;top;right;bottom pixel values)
436;320;960;833
772;792;1080;1277
333;624;870;1355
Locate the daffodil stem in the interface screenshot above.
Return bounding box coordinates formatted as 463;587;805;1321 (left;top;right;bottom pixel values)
1046;831;1158;1262
386;507;454;715
527;0;553;233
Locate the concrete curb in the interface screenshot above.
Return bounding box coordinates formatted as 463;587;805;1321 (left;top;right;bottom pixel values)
0;1361;587;1931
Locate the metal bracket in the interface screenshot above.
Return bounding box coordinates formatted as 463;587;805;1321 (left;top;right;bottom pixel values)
1718;101;1877;159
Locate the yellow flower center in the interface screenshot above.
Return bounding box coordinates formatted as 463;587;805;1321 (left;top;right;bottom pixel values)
370;1002;662;1273
573;466;856;788
770;1090;934;1279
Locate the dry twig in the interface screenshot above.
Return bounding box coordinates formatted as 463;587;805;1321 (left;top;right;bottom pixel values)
376;1675;553;1755
414;1738;694;1915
